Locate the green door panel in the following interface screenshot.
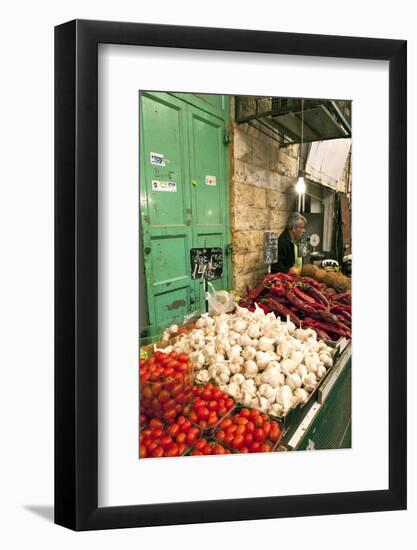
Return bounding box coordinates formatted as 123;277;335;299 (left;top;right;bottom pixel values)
188;105;231;310
140;92;231;331
140;92;193;327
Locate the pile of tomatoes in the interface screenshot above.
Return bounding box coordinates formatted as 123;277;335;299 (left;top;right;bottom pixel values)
140;417;200;458
191;438;232;456
214;408;282;453
140;350;194;423
187;384;235;430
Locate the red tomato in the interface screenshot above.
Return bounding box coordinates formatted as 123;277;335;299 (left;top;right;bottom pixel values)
177;353;189;363
181;419;192;432
214;445;225;455
225;398;234;409
142;386;153;400
232;435;244;450
163;367;175;379
192;451;203;456
226;424;237;435
245;421;255;434
188;411;198;423
168;423;180;437
158;390;170;403
224;433;234;446
170;384;183;398
194;439;207;451
263;422;272;437
212;387;222;400
202;445;212;455
244;433;254;446
177;415;186;425
199;420;208;429
151;446;164;458
166;444;179;457
255;428;266;443
139;444;147;458
164;409;177;422
216;430;225;442
160;436;173;449
177;443;187;455
197;407;210;420
163;399;175;412
250;442;261;453
235;425;246;436
147;441;158;453
208;400;218;411
240;446;249;454
236;416;248;425
259;443;271;452
186;431;198;445
239;408;251;418
220;418;232;430
176;432;187;445
202;389;212;401
151;428;164;439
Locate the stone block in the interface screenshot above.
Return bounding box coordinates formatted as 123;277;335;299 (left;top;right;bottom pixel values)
234;159;268;189
244;251;264;274
253;187;266;209
269;210;288;233
251;135;270;167
234;204;269;230
278;149;299;177
280;174;296;192
233;130;252;162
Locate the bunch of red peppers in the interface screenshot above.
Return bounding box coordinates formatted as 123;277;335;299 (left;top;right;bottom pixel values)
241;273;351;342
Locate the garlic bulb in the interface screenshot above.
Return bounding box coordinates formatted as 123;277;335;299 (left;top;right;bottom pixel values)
269;403;284;417
296;364;308;381
230;373;245;386
294;387;308;404
243;360;258;378
195;369;210;383
281;358;297;375
247;323;261;339
241;378;256;396
286;373;302;390
241;391;253;406
319;353;333;367
225;382;241;399
229;361;243;374
233;319;247;334
303;373;318;392
258;384;277;403
276;385;293;413
258;336;275;352
316;365;327;379
237;333;252;347
255;351;275;370
242;346;257;361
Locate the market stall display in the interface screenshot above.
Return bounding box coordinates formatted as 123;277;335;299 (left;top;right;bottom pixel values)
158;304;335;418
241;272;351;341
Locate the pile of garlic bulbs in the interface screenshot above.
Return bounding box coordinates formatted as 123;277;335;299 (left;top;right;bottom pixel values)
160;304;335;417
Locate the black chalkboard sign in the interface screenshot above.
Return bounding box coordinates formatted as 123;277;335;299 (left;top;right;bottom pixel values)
190;247;223;280
263;232;278;264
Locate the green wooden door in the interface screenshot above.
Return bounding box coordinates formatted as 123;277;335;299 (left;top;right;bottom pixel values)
140;92;231;330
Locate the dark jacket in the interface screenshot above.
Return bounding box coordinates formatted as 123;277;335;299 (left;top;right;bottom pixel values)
271;228;294;274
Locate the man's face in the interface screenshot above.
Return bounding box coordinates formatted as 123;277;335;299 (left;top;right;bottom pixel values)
293;221;306;240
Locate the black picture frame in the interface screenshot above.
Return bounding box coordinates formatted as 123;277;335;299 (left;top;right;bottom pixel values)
55;19;407;531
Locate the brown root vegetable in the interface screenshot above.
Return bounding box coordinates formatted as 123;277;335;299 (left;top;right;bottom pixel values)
301;264;319;277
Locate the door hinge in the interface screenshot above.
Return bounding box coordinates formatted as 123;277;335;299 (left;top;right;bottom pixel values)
225;243;233;255
224;131;232;145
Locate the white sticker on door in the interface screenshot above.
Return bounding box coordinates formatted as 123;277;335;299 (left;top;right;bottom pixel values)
152;180;177;192
150;152;165;166
205;175;217;186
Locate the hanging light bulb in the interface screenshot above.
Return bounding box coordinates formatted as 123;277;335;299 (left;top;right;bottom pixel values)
295;175;306;194
295;98;306;212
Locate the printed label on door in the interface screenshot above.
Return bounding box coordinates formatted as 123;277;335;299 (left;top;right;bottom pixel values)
152;180;177;192
150;152;165;166
205;175;217;186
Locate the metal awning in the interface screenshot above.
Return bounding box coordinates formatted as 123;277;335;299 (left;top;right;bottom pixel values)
235;96;351;145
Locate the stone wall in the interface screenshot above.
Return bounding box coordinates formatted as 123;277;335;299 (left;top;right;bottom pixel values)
230;98;300;294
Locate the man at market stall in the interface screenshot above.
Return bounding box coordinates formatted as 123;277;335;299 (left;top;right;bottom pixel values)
271;212;307;274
